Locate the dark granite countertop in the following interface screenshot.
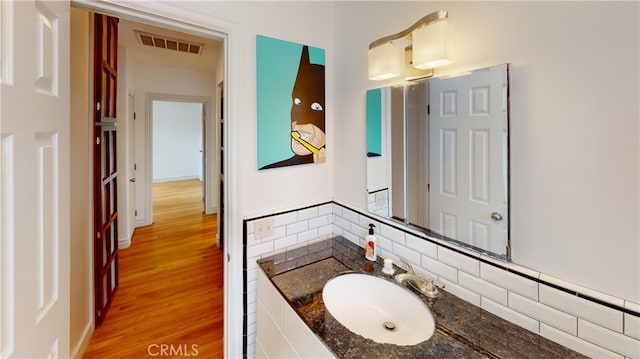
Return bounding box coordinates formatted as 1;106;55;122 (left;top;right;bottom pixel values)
257;236;588;359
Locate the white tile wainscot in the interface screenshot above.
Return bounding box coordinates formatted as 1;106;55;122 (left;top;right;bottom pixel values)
244;200;640;359
256;267;335;358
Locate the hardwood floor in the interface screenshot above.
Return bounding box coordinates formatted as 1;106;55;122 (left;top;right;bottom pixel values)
83;179;224;358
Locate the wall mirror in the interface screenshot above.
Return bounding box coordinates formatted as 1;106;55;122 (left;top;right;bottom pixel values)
366;63;510;260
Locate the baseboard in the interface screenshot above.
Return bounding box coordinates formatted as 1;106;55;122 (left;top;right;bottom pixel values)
136;217;149;228
153;175;200;183
118;236;131;249
70;321;93;359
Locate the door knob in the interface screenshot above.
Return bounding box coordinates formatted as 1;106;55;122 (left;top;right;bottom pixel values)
130;178;136;183
491;212;503;222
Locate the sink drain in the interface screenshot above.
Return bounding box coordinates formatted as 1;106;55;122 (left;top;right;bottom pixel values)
383;321;397;331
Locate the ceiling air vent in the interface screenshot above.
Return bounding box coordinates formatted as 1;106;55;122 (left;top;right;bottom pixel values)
134;30;204;55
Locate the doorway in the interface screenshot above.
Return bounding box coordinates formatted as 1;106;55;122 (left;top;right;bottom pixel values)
147;96;213;224
72;0;227;344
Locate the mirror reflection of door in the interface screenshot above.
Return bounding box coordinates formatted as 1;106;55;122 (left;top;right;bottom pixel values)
390;86;405;222
406;81;429;229
429;64;508;255
365;64;509;259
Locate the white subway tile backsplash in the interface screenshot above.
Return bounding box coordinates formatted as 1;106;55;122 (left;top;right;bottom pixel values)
247;298;257;324
540;323;624;359
274;212;298;227
441;278;481;306
458;272;507;306
287;221;309;236
509;292;577;335
379;249;393;261
480;262;539;301
391;244;421;267
297;207;318;221
540;284;623;332
341;231;359;246
437;247;479;276
541;273;625;308
318;224;333;237
334;216;351;232
247;233;259;247
446;242;483;259
413;265;437;281
331;224;342;236
627;302;640;311
379;223;405;245
406;236;437;259
625;313;640;340
481;297;539;333
308;215;329;229
341;208;360;224
358;215;379;232
350;222;367;240
248;267;258;282
247;202;640;359
331;203;342;216
248;257;258;271
257;226;287;243
248;241;275;258
481;254;541;279
422;255;458;283
579;319;640;358
318;203;332;216
297;228;319;244
274;235;298;251
376;234;393;253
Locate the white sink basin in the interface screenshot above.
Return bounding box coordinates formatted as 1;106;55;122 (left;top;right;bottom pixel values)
322;272;435;346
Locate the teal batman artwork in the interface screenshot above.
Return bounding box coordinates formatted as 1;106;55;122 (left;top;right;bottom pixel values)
257;35;326;170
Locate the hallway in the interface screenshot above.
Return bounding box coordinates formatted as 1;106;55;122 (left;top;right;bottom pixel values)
83;179;224;358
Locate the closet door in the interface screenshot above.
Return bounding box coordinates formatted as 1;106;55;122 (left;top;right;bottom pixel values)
93;13;119;326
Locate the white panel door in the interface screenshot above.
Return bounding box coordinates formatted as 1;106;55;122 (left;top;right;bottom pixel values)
429;65;508;254
0;0;70;357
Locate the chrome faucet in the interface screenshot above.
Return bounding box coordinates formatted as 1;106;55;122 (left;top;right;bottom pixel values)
394;257;445;299
398;256;415;274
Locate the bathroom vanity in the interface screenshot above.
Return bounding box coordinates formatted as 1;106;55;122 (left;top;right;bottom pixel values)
256;236;587;358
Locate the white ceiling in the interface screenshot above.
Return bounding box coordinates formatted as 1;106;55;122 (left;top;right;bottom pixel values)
118;18;221;74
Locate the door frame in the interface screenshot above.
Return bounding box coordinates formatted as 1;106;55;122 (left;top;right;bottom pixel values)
122;90;136;248
71;1;242;357
145;94;213;225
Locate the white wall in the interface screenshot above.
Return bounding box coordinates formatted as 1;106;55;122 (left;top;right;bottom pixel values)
199;1;335;217
332;2;639;303
69;7;93;357
152;101;202;182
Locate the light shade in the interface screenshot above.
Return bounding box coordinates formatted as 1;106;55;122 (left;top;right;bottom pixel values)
368;42;404;80
412;19;453;70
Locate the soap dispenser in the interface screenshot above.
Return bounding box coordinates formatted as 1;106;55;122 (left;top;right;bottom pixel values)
365;223;377;261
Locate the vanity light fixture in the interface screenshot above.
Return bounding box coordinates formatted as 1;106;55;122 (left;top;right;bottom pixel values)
368;10;453;81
